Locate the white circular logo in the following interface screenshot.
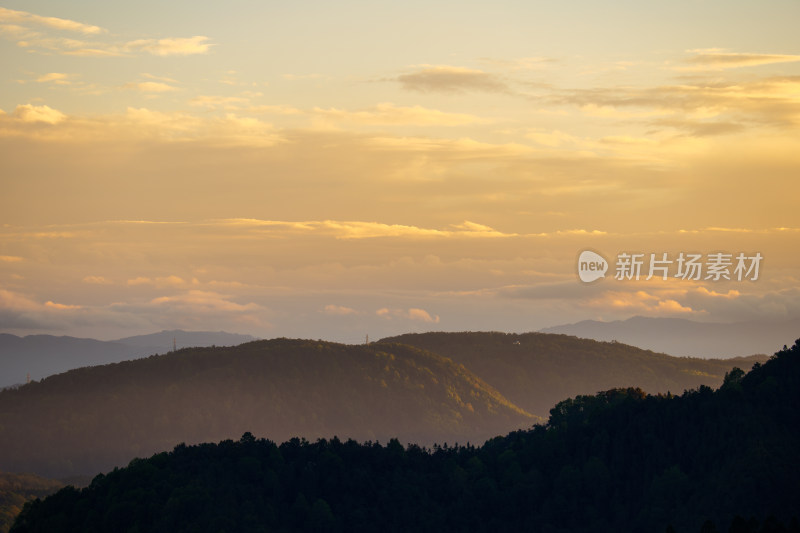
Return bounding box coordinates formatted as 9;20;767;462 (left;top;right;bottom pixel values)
577;250;608;283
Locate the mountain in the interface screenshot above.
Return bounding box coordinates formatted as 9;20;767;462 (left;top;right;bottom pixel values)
0;334;141;389
11;341;800;533
115;330;256;350
379;331;768;418
0;330;256;388
0;339;534;478
540;315;800;358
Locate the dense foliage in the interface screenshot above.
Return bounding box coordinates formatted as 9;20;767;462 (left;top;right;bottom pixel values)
0;474;63;533
12;341;800;533
381;331;768;417
0;339;532;477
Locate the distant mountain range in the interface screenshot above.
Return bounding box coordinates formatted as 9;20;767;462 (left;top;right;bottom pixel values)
379;332;767;418
540;316;800;358
0;330;256;388
0;332;769;479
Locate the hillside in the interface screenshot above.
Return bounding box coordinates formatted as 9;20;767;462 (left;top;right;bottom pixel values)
0;339;534;478
379;331;768;418
0;330;256;389
11;340;800;533
540;316;800;358
0;474;63;533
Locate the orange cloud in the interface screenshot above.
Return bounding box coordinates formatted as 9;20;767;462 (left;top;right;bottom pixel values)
11;104;65;125
0;7;104;35
376;307;440;323
585;290;700;316
682;49;800;70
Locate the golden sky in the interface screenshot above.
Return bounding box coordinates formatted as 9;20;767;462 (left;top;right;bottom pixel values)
1;1;799;341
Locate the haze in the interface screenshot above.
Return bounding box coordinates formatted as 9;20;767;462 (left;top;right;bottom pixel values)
1;1;799;342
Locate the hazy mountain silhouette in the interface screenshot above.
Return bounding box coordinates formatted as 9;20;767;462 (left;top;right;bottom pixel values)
540;316;800;357
115;330;256;350
0;335;140;389
0;339;533;478
379;331;767;418
0;330;256;388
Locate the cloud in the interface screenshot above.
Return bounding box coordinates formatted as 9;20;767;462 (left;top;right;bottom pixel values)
0;283;268;335
375;307;439;324
0;8;210;57
584;289;700;316
123;81;179;93
323;304;358;315
36;72;72;84
142;73;179;83
125;36;212;56
217;219;517;239
0;7;104;35
559;76;800;133
376;307;440;323
0;104;288;145
681;49;800;70
2;217;798;340
397;66;510;94
364;135;531;156
0;255;23;262
0;289;40;312
11;104;66;124
120;108;280;145
149;290;260;312
190;95;251;109
123;82;178;94
0;288;85;330
312;103;484;127
44;300;81;310
9;34;210;57
82;275;111;284
407;308;440;323
650;118;745;137
127;275;189;288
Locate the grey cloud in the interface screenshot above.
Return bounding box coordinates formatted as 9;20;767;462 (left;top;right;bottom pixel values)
397;66;510;94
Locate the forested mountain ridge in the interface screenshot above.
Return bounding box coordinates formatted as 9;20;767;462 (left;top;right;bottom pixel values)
379;331;768;417
0;339;534;478
10;340;800;533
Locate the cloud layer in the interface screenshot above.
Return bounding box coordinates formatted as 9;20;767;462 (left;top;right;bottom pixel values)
2;4;799;340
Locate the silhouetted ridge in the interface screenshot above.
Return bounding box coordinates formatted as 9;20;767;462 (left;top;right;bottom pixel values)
10;340;800;532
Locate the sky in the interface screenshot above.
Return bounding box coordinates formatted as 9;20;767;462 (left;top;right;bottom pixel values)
1;0;799;343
